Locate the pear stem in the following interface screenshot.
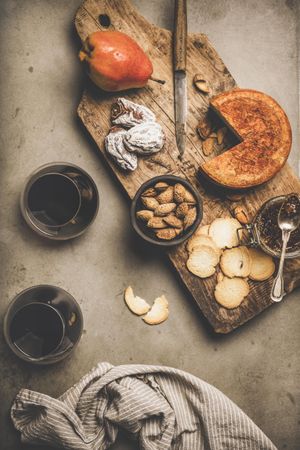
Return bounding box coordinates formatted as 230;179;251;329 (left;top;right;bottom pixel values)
149;76;166;85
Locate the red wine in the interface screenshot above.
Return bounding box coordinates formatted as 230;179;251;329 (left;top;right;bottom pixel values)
9;303;65;358
27;173;80;227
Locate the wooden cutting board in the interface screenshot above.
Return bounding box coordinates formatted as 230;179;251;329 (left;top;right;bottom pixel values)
75;0;300;333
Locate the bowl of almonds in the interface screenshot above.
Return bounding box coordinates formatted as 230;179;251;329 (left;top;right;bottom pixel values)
131;175;203;246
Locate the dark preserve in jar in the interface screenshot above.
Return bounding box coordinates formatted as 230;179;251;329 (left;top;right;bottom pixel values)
256;196;300;255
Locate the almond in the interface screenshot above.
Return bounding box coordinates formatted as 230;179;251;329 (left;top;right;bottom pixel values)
156;228;177;240
163;214;183;229
226;193;244;202
232;206;249;224
174;183;186;203
142;187;157;197
174;227;183;236
156;186;174;204
154;181;169;192
136;210;154;222
176;202;190;219
184;190;196;204
217;127;227;145
154;203;177;216
183;207;197;230
202;137;215;156
197;117;212;140
147;217;167;229
193;75;210;94
141;196;160;210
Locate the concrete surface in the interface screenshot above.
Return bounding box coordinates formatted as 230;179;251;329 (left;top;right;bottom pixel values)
0;1;299;449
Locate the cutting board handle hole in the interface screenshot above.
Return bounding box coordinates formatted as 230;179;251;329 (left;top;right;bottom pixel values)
98;14;111;28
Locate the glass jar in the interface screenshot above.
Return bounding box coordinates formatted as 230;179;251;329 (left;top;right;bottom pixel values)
238;195;300;259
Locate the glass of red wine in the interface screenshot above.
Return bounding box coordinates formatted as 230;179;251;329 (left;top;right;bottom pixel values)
3;285;83;364
20;162;99;240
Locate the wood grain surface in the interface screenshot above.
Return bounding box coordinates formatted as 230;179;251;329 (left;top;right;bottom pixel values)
75;0;300;333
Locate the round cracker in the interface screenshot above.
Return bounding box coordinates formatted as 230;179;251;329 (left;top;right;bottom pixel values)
248;248;275;281
220;246;251;278
186;234;221;257
214;277;249;309
209;218;240;249
186;245;219;278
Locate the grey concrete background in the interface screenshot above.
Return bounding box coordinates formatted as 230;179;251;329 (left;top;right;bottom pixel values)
0;1;299;449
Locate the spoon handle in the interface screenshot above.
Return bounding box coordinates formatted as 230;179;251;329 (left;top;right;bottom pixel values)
271;229;291;302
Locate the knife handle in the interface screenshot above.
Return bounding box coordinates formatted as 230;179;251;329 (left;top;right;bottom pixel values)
174;0;187;72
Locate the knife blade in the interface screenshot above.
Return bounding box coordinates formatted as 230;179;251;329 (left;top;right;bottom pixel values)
174;0;187;159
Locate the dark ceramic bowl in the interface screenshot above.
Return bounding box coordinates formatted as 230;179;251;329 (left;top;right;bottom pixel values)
131;175;203;247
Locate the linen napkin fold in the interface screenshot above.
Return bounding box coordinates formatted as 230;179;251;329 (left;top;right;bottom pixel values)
11;362;277;449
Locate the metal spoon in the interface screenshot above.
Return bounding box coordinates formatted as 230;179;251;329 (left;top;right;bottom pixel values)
271;193;300;302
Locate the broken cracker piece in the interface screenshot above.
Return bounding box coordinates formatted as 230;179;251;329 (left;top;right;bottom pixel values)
143;295;169;325
124;286;151;316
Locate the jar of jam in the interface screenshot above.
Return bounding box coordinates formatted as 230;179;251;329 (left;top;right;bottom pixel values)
239;195;300;258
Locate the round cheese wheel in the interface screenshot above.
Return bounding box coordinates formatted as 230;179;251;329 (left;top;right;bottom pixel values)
200;89;292;189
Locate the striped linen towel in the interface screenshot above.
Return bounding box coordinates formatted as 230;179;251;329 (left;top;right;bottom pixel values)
11;362;277;449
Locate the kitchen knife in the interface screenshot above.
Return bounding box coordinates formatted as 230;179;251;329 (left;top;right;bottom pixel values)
174;0;187;159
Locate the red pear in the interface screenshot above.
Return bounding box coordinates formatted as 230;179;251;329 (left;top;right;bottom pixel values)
79;31;154;92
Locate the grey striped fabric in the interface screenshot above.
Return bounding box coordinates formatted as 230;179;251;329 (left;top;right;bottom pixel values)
11;362;277;449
